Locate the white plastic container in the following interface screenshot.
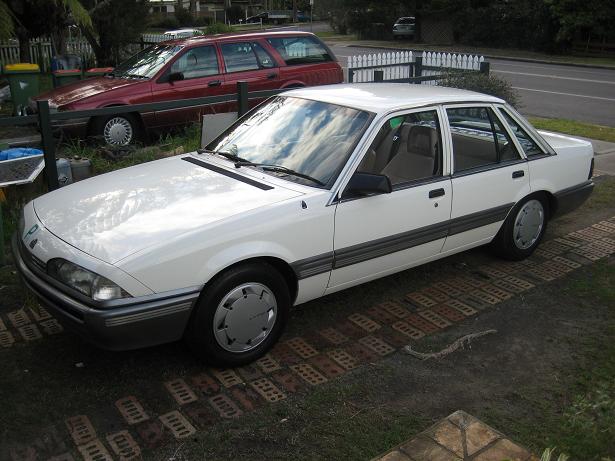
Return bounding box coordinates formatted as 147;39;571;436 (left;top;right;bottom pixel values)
56;158;73;187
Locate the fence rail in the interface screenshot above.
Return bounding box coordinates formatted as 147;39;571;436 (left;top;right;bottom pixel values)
0;82;283;192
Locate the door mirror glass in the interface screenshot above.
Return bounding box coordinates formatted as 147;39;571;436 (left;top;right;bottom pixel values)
343;172;392;199
168;71;184;82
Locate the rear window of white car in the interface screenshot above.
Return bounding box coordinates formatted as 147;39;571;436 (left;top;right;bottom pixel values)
267;36;333;65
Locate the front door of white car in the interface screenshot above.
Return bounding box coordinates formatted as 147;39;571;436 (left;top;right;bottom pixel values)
329;108;452;290
441;105;531;252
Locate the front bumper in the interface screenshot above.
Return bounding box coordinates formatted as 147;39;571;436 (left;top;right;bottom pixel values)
12;235;199;351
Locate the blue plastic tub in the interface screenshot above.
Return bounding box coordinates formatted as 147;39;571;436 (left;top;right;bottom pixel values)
0;148;43;161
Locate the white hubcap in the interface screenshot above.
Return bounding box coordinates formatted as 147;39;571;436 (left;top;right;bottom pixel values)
213;283;277;353
513;199;544;250
103;117;133;146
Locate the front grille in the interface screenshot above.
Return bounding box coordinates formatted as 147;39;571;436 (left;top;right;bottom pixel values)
20;240;47;273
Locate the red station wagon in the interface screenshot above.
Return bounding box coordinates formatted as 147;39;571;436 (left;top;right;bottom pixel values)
31;31;343;146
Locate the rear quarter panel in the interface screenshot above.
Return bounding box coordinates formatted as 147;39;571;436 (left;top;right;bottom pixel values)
529;131;594;195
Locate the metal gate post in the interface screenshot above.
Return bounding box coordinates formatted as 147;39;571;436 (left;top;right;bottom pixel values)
36;100;59;191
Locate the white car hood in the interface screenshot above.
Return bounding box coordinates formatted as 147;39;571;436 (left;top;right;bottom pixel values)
33;154;303;264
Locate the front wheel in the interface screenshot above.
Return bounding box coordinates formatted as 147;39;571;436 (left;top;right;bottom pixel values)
185;262;290;366
491;196;548;260
92;113;141;146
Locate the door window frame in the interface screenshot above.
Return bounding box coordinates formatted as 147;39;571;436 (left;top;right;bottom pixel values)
334;106;451;204
220;40;278;74
442;103;527;178
155;44;222;83
495;104;556;160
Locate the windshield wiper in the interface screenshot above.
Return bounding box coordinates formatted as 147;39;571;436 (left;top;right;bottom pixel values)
196;148;249;164
234;161;325;186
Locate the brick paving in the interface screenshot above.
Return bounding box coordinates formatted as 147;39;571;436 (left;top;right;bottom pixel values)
373;410;536;461
2;215;615;459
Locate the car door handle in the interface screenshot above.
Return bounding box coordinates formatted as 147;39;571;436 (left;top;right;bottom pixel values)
208;80;221;87
266;72;277;79
512;170;525;179
429;188;445;198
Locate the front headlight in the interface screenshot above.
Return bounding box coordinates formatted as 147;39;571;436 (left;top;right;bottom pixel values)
47;259;131;301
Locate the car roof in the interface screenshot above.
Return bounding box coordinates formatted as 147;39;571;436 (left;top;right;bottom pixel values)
283;83;504;114
161;30;315;46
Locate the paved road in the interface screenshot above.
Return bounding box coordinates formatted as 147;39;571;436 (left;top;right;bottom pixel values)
327;43;615;127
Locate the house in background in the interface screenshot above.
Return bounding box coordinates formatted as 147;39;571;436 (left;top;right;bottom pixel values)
148;0;265;21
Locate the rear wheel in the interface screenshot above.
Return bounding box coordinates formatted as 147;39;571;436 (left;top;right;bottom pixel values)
491;195;548;260
185;262;290;366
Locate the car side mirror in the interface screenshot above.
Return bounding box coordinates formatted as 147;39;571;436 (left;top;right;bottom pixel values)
343;172;392;199
168;72;184;83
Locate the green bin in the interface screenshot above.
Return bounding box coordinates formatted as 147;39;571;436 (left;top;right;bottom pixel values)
53;69;82;87
3;63;40;116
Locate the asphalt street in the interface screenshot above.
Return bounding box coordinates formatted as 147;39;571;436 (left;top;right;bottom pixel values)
327;43;615;127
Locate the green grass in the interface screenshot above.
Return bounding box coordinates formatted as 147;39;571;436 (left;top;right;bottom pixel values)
485;261;615;460
529;117;615;143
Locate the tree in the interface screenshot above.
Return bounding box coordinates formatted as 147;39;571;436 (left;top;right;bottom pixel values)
80;0;149;66
546;0;615;45
1;0;91;61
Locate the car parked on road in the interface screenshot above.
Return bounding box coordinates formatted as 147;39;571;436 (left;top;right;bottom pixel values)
163;28;204;40
14;84;594;365
29;31;343;146
393;16;415;39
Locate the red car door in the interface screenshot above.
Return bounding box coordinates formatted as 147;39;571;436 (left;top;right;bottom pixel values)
152;44;226;127
218;40;280;113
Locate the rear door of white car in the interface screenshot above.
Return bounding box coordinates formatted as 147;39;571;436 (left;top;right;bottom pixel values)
441;104;530;252
328;108;452;290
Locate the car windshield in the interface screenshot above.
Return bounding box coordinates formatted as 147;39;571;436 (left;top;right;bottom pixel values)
111;44;183;79
206;96;372;188
397;18;415;24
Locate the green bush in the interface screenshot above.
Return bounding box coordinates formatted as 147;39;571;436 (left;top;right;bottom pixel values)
150;15;180;29
204;23;234;34
439;71;521;108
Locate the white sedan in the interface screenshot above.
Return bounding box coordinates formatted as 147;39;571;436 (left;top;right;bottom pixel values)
13;84;594;365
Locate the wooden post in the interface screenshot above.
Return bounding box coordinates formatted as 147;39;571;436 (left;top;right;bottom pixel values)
237;81;249;117
480;61;490;75
36;100;59;191
414;56;423;81
374;70;384;82
0;198;5;266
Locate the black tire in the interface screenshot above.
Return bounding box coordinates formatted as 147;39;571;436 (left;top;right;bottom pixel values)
491;195;549;261
184;262;290;366
91;113;141;147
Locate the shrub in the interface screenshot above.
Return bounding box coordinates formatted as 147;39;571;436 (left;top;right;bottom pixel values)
439;71;521;109
150;16;180;29
204;23;234;35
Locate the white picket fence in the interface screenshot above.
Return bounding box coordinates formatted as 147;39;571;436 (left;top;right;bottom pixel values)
142;33;167;44
0;37;94;71
348;51;413;83
421;51;485;86
347;50;485;84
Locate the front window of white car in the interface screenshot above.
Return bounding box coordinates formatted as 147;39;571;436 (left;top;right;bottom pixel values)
206;96;372;188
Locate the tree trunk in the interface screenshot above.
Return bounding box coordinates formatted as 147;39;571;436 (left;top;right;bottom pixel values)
16;28;31;63
81;27;112;67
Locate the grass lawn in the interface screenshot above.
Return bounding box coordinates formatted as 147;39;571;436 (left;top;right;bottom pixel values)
528;117;615;144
